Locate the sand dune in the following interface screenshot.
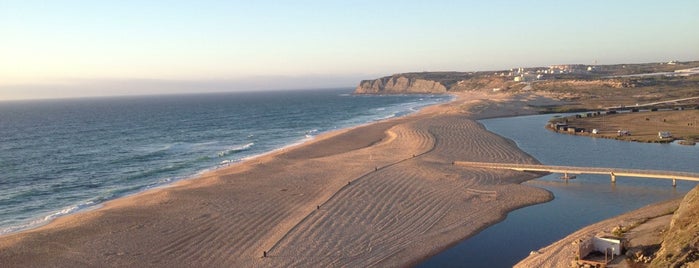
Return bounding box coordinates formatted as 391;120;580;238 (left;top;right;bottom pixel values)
0;91;555;267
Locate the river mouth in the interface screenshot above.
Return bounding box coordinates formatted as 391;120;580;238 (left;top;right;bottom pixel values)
419;113;698;267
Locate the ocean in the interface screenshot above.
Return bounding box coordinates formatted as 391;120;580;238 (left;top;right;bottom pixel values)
0;88;451;234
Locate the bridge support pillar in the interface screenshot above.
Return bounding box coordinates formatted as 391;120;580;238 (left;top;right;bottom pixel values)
610;172;616;184
673;179;677;187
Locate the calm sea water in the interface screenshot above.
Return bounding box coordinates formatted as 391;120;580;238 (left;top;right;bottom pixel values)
420;114;698;267
0;88;451;234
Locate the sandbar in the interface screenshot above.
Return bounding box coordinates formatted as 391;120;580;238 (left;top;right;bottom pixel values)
0;91;557;267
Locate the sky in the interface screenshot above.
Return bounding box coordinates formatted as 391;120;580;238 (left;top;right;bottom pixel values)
1;0;698;100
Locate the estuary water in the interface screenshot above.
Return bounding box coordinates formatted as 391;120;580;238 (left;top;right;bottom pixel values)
0;88;451;235
420;113;698;267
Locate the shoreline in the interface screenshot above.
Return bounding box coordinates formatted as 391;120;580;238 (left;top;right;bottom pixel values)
0;90;558;267
515;198;682;267
546;109;699;145
0;92;452;237
0;93;452;230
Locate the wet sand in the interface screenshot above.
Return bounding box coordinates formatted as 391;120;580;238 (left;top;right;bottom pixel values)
0;91;555;267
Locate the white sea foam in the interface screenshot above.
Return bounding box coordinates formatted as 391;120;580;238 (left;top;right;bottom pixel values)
0;90;453;236
217;142;255;157
0;200;99;235
304;129;319;138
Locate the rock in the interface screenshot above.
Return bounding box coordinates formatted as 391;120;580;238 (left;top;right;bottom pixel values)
612;225;625;236
353;71;519;95
650;185;699;267
355;75;447;94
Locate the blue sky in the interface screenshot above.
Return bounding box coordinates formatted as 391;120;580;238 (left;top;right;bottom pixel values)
1;0;698;100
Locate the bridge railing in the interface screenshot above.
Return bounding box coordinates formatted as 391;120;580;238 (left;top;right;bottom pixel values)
454;161;699;182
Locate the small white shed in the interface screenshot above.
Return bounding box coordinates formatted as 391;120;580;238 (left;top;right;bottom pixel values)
659;131;672;139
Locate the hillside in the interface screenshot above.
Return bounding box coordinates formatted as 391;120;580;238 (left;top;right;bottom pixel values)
354;61;699;99
650;185;699;267
354;71;515;94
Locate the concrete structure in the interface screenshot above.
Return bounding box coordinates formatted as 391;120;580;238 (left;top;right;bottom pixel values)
572;236;623;268
659;131;672;139
548;64;588;74
592;237;622;256
455;161;699;187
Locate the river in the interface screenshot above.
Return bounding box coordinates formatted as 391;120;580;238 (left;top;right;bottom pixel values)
419;113;698;267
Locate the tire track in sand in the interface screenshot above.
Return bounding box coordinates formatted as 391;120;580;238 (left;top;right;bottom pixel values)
268;163;460;267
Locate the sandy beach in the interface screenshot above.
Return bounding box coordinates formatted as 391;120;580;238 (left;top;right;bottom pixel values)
0;91;557;267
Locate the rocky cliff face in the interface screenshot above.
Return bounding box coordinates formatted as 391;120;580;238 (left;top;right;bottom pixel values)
355;75;447;94
651;185;699;267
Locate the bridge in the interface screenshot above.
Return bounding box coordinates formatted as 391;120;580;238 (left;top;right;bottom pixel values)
455;161;699;187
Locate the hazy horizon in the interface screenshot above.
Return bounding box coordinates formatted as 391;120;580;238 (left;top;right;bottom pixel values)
0;75;366;101
2;0;698;100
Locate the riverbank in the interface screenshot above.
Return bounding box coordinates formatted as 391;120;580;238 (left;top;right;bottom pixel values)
0;91;559;267
515;198;681;267
547;109;699;144
515;183;699;267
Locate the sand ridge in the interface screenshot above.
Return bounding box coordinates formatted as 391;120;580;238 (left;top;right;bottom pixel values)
0;91;555;267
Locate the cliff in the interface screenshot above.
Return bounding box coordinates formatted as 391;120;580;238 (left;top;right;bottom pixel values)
354;72;516;94
650;185;699;267
355;75;448;94
355;61;699;94
354;61;699;95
